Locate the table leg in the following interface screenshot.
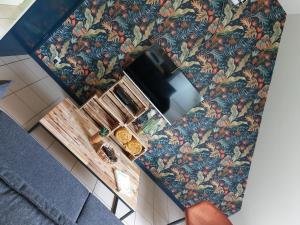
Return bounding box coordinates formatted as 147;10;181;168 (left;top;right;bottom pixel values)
28;122;40;133
111;195;119;214
167;218;185;225
119;209;134;221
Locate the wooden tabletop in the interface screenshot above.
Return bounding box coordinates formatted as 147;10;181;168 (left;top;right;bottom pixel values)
40;98;140;210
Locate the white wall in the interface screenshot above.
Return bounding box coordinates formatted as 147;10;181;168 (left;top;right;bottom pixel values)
279;0;300;15
229;14;300;225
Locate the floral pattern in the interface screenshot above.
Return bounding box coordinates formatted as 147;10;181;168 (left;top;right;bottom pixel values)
36;0;286;215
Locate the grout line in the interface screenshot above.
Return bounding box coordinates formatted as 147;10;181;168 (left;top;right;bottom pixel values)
152;189;155;225
93;192;113;209
3;75;48;99
69;159;78;172
0;57;30;67
70;160;78;172
2;93;35;126
91;179;98;193
23;97;62;131
47;140;56;150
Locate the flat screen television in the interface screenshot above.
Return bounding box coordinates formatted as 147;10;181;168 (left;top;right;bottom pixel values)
124;45;203;124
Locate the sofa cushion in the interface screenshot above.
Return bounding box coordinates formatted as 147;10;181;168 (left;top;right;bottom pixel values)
77;194;123;225
0;111;89;222
0;166;76;225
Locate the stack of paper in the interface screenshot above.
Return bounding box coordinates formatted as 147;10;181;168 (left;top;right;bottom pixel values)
114;169;134;197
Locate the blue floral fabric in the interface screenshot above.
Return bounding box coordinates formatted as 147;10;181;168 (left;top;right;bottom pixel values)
36;0;286;215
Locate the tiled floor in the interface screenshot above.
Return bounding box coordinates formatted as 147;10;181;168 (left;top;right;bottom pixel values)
31;122;186;225
32;127;186;225
0;55;185;225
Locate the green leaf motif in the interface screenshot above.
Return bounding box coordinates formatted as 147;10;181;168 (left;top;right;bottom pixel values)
229;105;238;122
180;61;200;68
188;106;204;114
223;4;233;26
143;21;155;41
84;8;93;30
197;171;205;184
199;130;212;144
236;54;250;72
133;25;142;47
55;63;70;70
225;76;245;84
97;61;105;79
84;29;106;37
232;0;248;20
191;133;199;148
204;169;216;182
219;25;243;34
165;156;176;169
60;41;70;59
198;185;214;190
94;4;106;25
271;21;282;43
106;56;117;75
232;146;241;162
173;0;182;10
157;158;164;173
50;44;58;62
193;148;210;153
173;8;194;18
236;183;244;197
180;42;189;62
189;38;203;57
226;58;236;77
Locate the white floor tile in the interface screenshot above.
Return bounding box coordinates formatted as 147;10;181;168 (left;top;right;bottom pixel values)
138;170;155;206
16;55;30;60
135;213;152;225
123;212;136;225
8;60;43;84
31;77;67;105
22;100;61;130
115;200;130;219
93;180;115;208
71;162;97;192
47;141;77;171
0;65;27;93
137;195;154;224
153;212;168;225
93;193;111;210
167;200;184;223
0;93;34;125
23;58;49;79
0;56;19;64
0;59;5;66
153;185;169;222
16;86;47;113
30;125;55;149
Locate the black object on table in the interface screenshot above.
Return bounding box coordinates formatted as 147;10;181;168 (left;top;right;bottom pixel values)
114;86;139;115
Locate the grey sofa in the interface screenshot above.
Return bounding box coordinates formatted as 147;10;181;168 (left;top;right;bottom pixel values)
0;111;123;225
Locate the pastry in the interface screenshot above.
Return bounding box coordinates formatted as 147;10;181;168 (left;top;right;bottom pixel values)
126;139;143;156
115;127;132;144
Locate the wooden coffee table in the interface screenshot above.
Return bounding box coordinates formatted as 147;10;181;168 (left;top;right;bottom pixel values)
40;98;140;220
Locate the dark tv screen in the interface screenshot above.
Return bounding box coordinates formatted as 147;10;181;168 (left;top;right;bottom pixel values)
124;45;203;123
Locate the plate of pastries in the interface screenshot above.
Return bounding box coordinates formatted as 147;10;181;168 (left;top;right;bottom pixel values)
115;127;143;156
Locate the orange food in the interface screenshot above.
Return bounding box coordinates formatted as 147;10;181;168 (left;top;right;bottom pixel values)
115;127;132;144
126;139;143;156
